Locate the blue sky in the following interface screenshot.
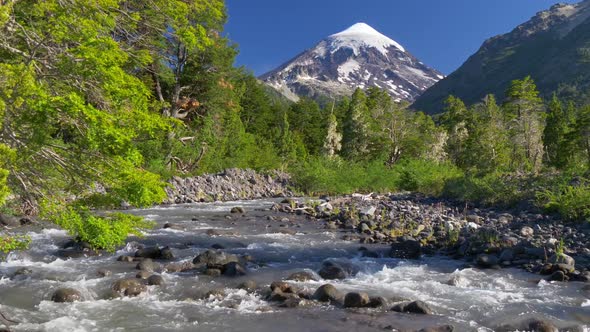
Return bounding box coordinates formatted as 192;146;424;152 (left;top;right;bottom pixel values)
225;0;579;76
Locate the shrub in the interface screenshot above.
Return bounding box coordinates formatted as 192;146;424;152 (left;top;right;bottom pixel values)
537;185;590;222
394;159;463;196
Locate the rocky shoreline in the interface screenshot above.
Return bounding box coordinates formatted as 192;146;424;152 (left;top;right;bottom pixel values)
163;168;293;204
274;193;590;283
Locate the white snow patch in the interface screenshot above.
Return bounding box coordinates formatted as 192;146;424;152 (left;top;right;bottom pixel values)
327;22;405;56
338;59;360;78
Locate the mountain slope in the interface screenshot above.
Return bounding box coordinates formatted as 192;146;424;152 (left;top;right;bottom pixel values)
260;23;443;102
413;1;590;114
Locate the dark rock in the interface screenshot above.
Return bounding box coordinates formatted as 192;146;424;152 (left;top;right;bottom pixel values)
286;271;317;282
390;236;422;259
280;297;311;308
222;262;247;277
135;247;162;259
0;214;19;227
499;249;514;262
147;275;164;286
528;318;559;332
112;278;147;297
343;292;370;308
552;263;575;274
136;271;151;279
550;270;567;282
230;207;245;214
211;243;225;250
318;264;347;280
51;288;82;303
193;250;238;269
476;254;500;269
159;247;174;260
313;284;343;303
391;300;433;315
164;261;195;273
366;296;387;308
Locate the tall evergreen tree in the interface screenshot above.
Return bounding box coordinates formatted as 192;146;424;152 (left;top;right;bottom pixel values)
323;113;342;158
341;88;370;160
503;76;545;172
543;94;571;168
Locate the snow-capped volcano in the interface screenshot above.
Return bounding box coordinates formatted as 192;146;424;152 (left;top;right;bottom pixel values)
260;23;443;102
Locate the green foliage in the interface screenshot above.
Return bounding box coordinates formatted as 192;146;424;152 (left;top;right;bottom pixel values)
442;172;523;207
44;206;154;252
537;185;590;222
394;159;463;196
0;234;31;257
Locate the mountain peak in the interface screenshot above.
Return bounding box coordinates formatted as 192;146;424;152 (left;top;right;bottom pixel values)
328;22;406;54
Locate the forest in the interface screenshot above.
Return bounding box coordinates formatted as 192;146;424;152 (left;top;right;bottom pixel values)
1;0;590;252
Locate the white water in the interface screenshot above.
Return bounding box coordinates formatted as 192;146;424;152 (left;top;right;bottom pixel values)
0;199;588;331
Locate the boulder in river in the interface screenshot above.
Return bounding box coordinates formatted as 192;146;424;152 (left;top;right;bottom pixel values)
476;254;500;269
147;275;164;286
286;271;318;282
51;288;82;303
112;278;147;297
230;207;245;214
318;264;347;280
389;236;422;259
313;284;343;304
391;300;433;315
222;262;247;277
193;250;238;269
343;292;370;308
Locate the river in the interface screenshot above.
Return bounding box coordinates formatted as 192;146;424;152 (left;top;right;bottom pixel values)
0;199;588;331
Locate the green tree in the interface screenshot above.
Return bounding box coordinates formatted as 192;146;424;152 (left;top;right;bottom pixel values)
503;76;545;172
0;1;169;249
543;94;572;169
463;95;511;172
342;88;370;160
440;96;471;167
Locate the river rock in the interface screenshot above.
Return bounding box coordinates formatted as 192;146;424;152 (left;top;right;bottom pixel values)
134;246;174;260
112;278;147;297
96;269;112;277
499;249;514;262
476;254;499;269
136;258;159;272
389;236;422;259
520;226;534;237
230;207;245;214
147;275;164;286
550;271;567;282
193;250;238;269
222;262;247;277
527;318;559;332
117;255;134;262
366;296;387;308
360;206;376;218
549;253;575;267
286;271;317;282
343;292;370;308
270;281;298;294
313;284;343;303
136;271;151;279
318;264;347;280
391;300;433;315
51;288;82;303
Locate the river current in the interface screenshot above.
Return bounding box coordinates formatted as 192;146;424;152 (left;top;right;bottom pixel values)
0;199;588;331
